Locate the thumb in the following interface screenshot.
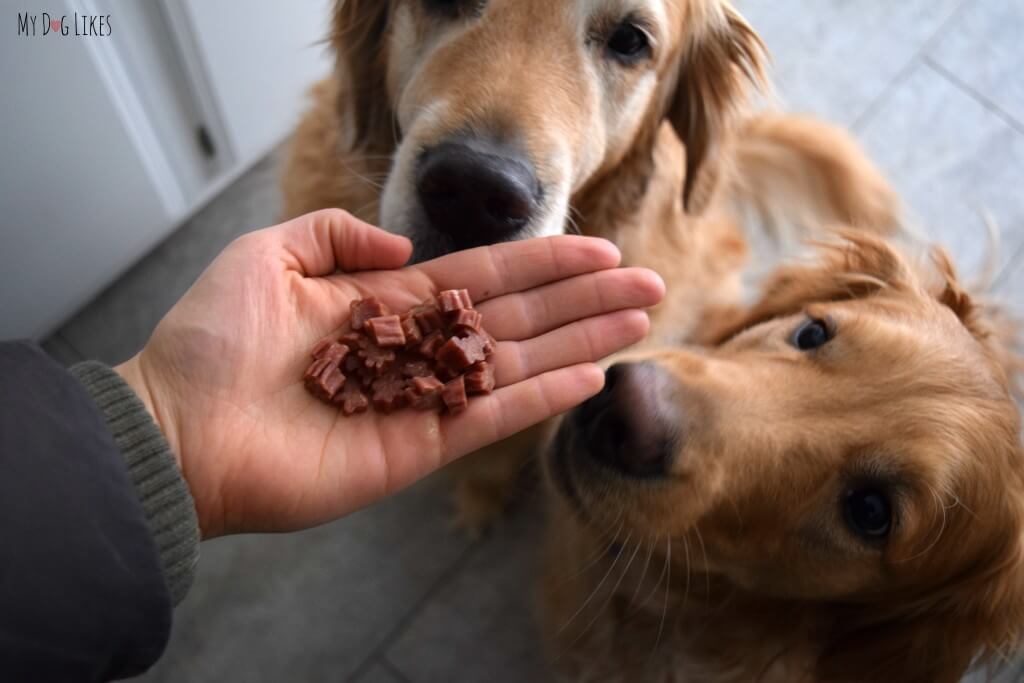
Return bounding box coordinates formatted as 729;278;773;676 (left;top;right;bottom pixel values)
272;209;413;276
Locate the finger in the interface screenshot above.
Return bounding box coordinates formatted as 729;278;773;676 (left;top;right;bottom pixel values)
412;235;621;304
477;267;665;341
490;309;650;387
439;363;605;461
270;209;413;276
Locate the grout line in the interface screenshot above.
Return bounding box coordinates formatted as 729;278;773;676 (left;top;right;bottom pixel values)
850;56;921;133
922;57;1024;138
991;239;1024;292
851;0;974;133
379;655;414;683
344;539;483;683
58;332;87;362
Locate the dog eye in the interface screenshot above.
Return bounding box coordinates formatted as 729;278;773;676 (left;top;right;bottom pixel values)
607;22;651;63
423;0;479;19
791;318;833;351
844;489;892;539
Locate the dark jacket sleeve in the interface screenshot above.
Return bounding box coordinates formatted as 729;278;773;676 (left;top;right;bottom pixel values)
0;341;194;681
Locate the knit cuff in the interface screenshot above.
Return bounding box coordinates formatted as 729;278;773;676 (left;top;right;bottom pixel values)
69;361;199;605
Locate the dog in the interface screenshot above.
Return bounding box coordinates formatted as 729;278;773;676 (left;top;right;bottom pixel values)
542;231;1024;682
282;0;902;529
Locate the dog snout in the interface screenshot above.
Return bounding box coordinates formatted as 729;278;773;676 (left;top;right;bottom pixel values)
573;362;682;478
415;140;540;249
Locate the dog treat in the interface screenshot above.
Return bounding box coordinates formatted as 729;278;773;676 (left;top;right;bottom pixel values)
350;297;390;330
358;342;396;376
439;288;473;314
371;373;409;413
304;358;346;401
419;330;446;359
333;381;369;416
435;334;488;371
407;375;445;411
366;315;406;348
412;303;445;334
400;358;433;378
304;290;495;415
441;375;469;414
450;308;483;334
400;315;423;346
465;361;495;395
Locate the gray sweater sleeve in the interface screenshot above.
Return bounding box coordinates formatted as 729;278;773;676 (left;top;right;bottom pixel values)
69;361;200;606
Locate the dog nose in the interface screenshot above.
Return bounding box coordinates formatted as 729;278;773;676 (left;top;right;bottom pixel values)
416;141;539;249
573;363;682;478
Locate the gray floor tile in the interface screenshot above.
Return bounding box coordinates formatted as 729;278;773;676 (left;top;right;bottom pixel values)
353;659;410;683
40;331;84;367
736;0;963;126
386;496;552;683
58;147;286;365
928;0;1024;131
131;473;470;683
858;61;1024;280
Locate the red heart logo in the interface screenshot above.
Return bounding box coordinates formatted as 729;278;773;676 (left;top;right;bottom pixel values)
50;18;61;32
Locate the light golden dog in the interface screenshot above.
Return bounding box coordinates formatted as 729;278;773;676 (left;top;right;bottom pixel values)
543;232;1024;682
282;0;901;530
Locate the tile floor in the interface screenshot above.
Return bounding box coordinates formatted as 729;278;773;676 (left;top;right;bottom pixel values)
41;0;1024;680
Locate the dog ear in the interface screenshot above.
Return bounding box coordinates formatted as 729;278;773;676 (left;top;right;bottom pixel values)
331;0;394;152
703;231;911;345
931;246;1024;395
817;528;1024;683
666;3;766;214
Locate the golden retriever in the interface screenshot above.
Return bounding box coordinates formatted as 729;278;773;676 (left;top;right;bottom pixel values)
282;0;902;529
542;232;1024;682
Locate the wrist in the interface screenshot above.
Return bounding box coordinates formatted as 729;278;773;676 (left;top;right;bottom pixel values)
115;354;183;471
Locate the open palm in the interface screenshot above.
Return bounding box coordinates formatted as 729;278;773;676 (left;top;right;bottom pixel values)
119;210;663;537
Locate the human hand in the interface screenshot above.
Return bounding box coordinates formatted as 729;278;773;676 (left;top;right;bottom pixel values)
116;210;664;538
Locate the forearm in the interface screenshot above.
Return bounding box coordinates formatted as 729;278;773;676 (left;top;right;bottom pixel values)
0;341;194;680
70;360;199;604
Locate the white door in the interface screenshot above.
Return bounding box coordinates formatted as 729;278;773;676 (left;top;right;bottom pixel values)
1;0;332;339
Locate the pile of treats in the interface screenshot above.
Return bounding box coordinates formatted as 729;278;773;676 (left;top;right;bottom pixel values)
303;290;496;416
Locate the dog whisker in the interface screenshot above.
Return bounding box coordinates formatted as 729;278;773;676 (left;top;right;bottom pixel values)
627;538;657;611
554;517;625;586
693;525;711;601
650;538;672;663
557;531;632;636
564;538;645;653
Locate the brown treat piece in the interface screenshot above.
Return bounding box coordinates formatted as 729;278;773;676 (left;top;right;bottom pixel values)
406;375;444;410
419;330;446;358
412;304;445;334
358;342;396;376
439;289;473;314
442;375;469;415
313;342;349;364
371;373;409;413
400;315;423;346
350;297;390;330
465;361;495;395
343;354;362;375
366;315;406;348
482;330;497;355
450;308;483;334
435;333;488;371
339;331;365;351
311;339;333;359
400;358;432;378
304;358;346;401
333;381;369;416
